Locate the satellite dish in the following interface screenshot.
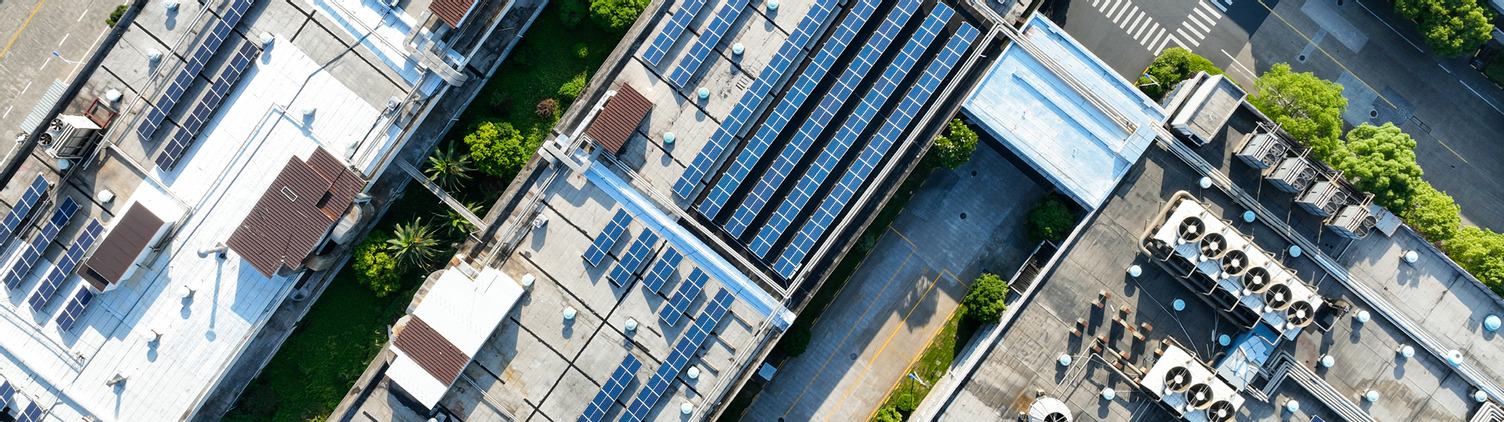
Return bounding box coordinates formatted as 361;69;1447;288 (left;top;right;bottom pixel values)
1206;400;1235;422
1165;366;1193;392
1187;383;1215;408
1221;249;1249;276
1243;267;1272;293
1287;301;1315;327
1199;233;1228;259
1265;283;1294;310
1178;216;1207;243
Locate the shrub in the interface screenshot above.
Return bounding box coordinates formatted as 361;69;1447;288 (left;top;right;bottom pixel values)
590;0;649;32
536;98;559;119
962;273;1009;323
425;143;474;190
573;43;590;59
779;323;812;357
106;4;128;27
559;0;588;27
1026;195;1075;243
928;119;978;170
1406;182;1461;243
559;72;588;103
873;406;903;422
464;121;536;179
1137;47;1222;101
387;219;441;271
1340;123;1424;211
894;393;919;414
1448;226;1504;295
353;231;402;297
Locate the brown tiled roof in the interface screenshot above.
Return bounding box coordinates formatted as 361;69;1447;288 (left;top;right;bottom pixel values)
227;148;365;277
393;316;470;384
584;84;653;154
429;0;475;28
78;203;163;291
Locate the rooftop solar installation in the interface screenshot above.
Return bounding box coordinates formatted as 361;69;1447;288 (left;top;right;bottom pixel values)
725;0;921;238
641;0;710;66
55;284;95;331
659;267;709;325
0;175;49;244
16;402;41;422
134;0;252;141
667;0;749;87
697;0;879;219
578;354;642;422
607;229;660;287
0;381;12;410
775;24;979;278
640;246;683;293
672;1;837;198
749;4;952;255
3;197;79;289
622;289;733;422
27;219;103;313
157;40;259;170
585;210;634;266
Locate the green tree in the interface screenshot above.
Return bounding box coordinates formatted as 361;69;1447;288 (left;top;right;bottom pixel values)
894;393;919;414
963;273;1010;323
1340;123;1424;211
1137;47;1223;101
106;4;128;27
353;231;402;297
1027;195;1075;243
387;219;441;270
873;406;903;422
1448;226;1504;295
1405;182;1461;243
425;143;474;190
441;202;484;237
779;323;812;357
1248;63;1348;163
1396;0;1495;57
929;119;978;170
559;72;588;103
464;121;536;179
590;0;648;32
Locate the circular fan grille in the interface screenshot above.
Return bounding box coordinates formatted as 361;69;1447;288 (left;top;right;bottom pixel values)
1178;216;1206;243
1287;300;1315;327
1265;283;1294;310
1243;267;1272;293
1221;250;1249;276
1165;366;1192;392
1206;400;1235;422
1199;233;1227;259
1187;383;1214;408
1043;413;1069;422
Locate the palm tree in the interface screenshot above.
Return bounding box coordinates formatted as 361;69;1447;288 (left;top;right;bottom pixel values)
440;202;484;236
387;219;440;270
425;143;474;190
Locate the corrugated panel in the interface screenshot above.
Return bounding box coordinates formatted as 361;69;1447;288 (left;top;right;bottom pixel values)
584;84;653;155
429;0;475;28
19;79;67;133
78;203;164;291
229;148;363;277
393;316;470;384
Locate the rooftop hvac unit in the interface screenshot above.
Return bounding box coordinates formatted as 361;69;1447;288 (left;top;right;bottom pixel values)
1177;216;1208;244
1205;400;1236;422
1242;267;1273;293
1236;132;1288;170
1328;204;1377;240
1287;300;1316;327
1264;283;1294;311
1296;180;1349;217
1186;383;1215;409
1199;233;1228;260
1164;366;1193;393
1220;249;1250;277
41;115;100;159
1266;156;1317;193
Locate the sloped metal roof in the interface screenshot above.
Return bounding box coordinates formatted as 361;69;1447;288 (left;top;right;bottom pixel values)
227;148;364;277
585;84;653;154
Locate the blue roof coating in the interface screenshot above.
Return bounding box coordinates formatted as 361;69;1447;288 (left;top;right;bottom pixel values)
961;15;1166;209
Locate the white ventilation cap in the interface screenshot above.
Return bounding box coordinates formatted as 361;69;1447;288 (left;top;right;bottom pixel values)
1485;315;1500;331
1403;250;1419;263
1128;265;1142;277
1448;350;1465;366
105;89;122;102
1288;245;1302;257
146;48;163;62
1475;390;1489;403
1320;355;1334;368
95;189;115;203
1198;177;1212;189
1101;388;1115;400
1356;310;1371;323
1365;390;1380;402
687;366;700;379
1285;400;1300;413
1057;354;1071;366
520;273;535;287
1398;345;1415;358
1242;211;1255;223
663;132;676;144
563;306;577;320
680;402;694;414
767;0;779;10
732;43;745;55
624;318;638;331
165;1;180;11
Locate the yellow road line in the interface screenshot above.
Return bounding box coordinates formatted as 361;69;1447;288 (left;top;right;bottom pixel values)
1251;0;1394;109
0;0;51;60
889;226;918;249
863;304;966;421
822;271;949;422
784;250;915;418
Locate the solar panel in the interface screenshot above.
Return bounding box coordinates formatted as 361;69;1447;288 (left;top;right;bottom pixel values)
28;219;103;312
585;210;634;266
641;246;683;293
16;402;41;422
725;0;924;238
672;1;837;198
3;197;79;289
579;354;642;422
748;4;952;256
697;0;880;219
55;285;95;331
136;0;250;141
659;267;709;325
0;175;49;243
667;0;749;87
156;40;259;170
621;290;733;422
774;24;979;278
641;0;710;66
0;381;13;411
607;229;660;286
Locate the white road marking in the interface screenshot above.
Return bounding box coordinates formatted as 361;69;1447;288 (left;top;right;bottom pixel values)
56;33;69;48
77;8;88;22
38;57;50;71
1177;27;1202;46
1158;33;1178;54
1194;6;1218;24
1220;49;1257;79
1127;11;1147;33
1458;79;1504;116
1141;23;1161;45
1133;18;1152;40
1187;14;1211;33
1121;8;1140;28
2;106;12;119
19;81;31;95
1101;0;1119;14
1112;1;1134;22
1353;0;1424;52
1209;0;1228;12
1438;63;1452;74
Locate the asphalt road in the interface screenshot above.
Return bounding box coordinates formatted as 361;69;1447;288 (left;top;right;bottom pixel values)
1044;0;1504;231
0;0;116;143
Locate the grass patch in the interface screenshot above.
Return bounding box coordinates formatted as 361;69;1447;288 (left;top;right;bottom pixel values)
871;305;981;421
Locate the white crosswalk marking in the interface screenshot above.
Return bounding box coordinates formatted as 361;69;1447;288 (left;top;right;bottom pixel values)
1127;11;1146;33
1157;33;1175;54
1187;13;1211;33
1120;7;1140;28
1139;23;1159;45
1208;0;1228;12
1149;27;1166;49
1199;1;1223;17
1194;7;1217;25
1102;0;1121;15
1176;27;1202;45
1112;2;1134;23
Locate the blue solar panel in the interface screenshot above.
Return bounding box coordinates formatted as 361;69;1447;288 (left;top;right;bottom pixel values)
641;246;683;293
0;381;12;411
747;5;951;256
157;40;258;170
16;402;41;422
667;0;749;87
56;285;95;331
3;197;79;289
659;268;709;325
607;229;660;286
622;290;733;422
725;0;924;238
136;0;250;141
641;0;710;66
28;219;103;313
579;354;642;422
672;1;837;198
0;175;50;244
585;210;634;266
696;0;879;219
773;24;979;278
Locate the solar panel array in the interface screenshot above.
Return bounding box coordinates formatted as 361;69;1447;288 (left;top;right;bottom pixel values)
579;354;642;422
0;175;49;243
585;210;634;267
3;197;79;289
725;0;921;237
607;229;660;287
749;4;952;256
672;1;836;198
698;0;879;219
16;402;41;422
641;0;710;66
641;246;683;292
27;220;103;312
773;24;980;278
0;381;13;411
621;289;734;422
55;285;95;331
659;267;709;325
667;0;748;87
156;40;259;170
135;0;253;141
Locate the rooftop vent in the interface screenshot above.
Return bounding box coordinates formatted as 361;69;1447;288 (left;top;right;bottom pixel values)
1242;267;1273;293
1177;216;1207;244
1199;233;1228;260
1287;300;1315;327
1187;383;1215;409
1264;283;1294;311
1328;204;1377;240
1205;400;1236;422
1296;180;1349;217
1236;132;1289;170
1165;366;1193;392
1267;156;1317;193
1220;249;1249;277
